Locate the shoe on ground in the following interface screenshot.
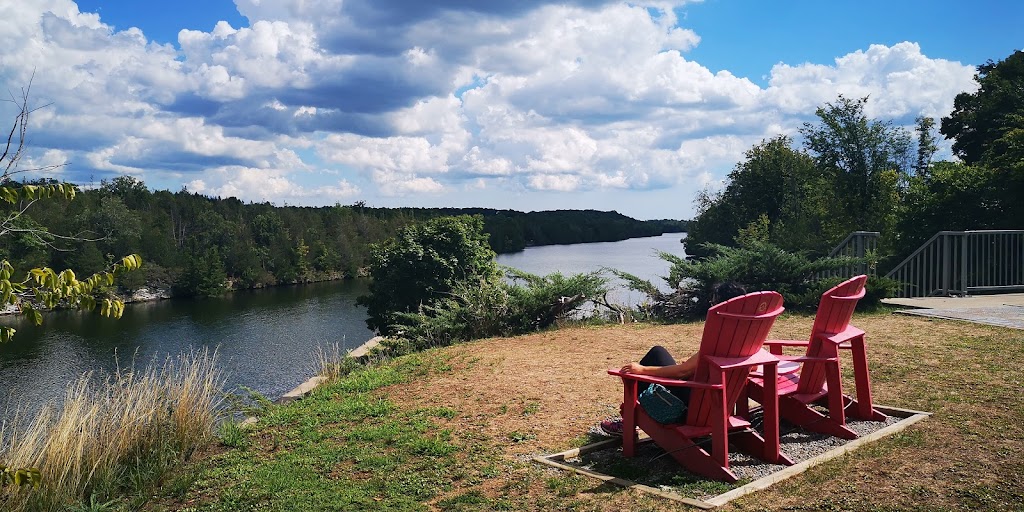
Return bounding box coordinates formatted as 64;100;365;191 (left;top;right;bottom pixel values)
599;417;625;437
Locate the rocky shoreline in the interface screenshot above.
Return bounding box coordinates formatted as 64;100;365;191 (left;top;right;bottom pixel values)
127;287;174;303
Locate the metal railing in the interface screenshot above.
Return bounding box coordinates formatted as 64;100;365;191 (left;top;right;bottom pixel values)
884;230;1024;298
819;231;880;279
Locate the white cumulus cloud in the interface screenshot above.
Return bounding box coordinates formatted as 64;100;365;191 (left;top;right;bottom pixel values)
0;1;980;216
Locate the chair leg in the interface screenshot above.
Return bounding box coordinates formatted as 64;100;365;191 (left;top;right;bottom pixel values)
711;373;729;469
621;380;638;457
847;397;887;421
732;430;795;466
664;436;739;483
848;336;887;422
824;360;847;430
761;362;781;463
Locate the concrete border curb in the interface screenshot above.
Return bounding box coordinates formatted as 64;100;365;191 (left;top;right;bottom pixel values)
238;336;384;426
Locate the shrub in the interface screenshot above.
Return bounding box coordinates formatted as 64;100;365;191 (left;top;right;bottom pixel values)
863;275;900;307
384;269;608;355
615;239;889;321
357;215;500;335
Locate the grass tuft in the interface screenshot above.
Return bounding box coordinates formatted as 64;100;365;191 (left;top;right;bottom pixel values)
0;349;222;512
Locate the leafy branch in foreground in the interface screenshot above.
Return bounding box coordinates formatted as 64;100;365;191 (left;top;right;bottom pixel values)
0;465;40;488
0;254;142;343
0;80;143;343
0;79;145;496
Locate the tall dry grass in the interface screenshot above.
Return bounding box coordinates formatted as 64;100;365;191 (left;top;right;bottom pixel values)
315;342;364;383
0;349;222;511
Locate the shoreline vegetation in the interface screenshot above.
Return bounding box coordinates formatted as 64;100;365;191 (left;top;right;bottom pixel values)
0;176;687;301
0;227;681;317
0;178;688;330
0;349;222;511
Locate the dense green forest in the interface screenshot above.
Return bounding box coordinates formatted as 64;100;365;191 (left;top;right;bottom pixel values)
685;50;1024;271
356;206;686;253
0;179;685;297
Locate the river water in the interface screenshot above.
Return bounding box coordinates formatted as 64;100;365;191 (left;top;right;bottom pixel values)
0;233;685;418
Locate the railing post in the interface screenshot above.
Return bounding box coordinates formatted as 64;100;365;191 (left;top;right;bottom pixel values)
961;232;969;295
854;234;861;275
942;233;951;296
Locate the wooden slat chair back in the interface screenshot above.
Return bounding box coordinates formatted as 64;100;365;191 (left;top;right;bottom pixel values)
749;275;887;441
688;291;784;428
794;275;867;396
608;291;793;482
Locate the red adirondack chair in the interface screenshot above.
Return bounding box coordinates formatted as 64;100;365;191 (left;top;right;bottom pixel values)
608;291;793;483
746;275;887;441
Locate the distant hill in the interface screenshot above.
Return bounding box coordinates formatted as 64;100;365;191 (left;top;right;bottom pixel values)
357;207;689;253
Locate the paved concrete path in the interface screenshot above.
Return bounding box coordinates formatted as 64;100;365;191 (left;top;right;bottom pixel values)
882;294;1024;330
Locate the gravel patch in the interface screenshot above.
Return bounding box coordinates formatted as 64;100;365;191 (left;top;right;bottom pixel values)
725;410;903;482
560;407;908;501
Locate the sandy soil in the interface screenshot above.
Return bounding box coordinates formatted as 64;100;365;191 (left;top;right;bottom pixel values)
384;321;707;458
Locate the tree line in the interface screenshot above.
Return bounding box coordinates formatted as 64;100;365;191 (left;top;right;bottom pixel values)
685;50;1024;272
0;179;686;297
356;206;686;253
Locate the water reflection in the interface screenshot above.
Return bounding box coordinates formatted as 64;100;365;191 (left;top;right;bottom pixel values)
0;280;373;419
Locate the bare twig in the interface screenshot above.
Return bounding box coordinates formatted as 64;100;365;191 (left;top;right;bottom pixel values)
592;292;628;324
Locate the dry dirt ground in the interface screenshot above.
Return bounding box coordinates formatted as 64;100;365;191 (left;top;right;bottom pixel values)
382;313;1024;511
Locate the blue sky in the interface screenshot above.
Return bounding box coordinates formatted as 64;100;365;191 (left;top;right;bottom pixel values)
1;1;1019;219
682;1;1023;85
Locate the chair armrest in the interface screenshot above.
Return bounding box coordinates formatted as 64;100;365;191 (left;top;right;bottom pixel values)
783;355;840;364
824;326;865;345
750;360;801;377
764;339;809;348
607;369;723;390
704;349;780;370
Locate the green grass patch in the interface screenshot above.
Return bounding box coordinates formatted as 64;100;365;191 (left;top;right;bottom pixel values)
148;351;513;512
